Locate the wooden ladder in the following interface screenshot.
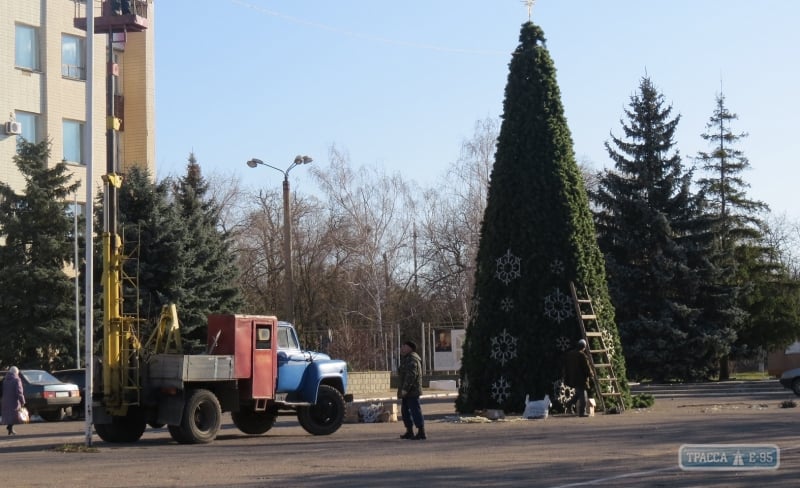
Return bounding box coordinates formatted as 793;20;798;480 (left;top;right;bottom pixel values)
569;282;625;413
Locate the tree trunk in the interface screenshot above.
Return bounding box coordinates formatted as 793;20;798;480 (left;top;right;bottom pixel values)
719;355;730;380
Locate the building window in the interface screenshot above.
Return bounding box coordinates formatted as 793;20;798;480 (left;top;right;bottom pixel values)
15;111;39;144
62;35;86;80
67;201;85;219
63;120;85;165
15;24;40;71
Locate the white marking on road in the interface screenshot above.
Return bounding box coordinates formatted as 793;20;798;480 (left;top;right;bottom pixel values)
550;466;678;487
551;444;800;487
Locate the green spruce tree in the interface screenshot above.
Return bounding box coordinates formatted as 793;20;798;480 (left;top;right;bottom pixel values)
171;153;244;346
696;94;768;241
696;93;800;369
117;166;185;328
696;93;768;378
594;77;728;381
93;159;244;350
456;22;628;414
0;140;80;369
733;243;800;358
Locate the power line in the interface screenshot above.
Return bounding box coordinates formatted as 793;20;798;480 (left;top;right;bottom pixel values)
228;0;507;56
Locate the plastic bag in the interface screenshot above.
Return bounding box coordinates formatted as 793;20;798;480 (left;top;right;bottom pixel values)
17;407;30;424
358;403;383;423
522;394;551;419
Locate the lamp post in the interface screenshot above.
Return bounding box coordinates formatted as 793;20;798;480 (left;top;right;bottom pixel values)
246;155;313;323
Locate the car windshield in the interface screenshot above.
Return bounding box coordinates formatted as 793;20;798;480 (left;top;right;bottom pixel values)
21;370;59;384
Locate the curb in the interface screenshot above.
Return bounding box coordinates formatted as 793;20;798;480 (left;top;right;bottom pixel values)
349;391;459;422
350;391;459;404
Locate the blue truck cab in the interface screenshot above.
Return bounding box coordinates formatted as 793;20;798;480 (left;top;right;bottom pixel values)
275;321;350;405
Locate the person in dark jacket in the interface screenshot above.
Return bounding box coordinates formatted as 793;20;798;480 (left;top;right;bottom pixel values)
397;340;426;440
562;339;593;417
112;0;132;15
2;366;26;435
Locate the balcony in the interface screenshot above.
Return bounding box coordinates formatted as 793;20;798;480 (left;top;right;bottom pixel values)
74;0;150;33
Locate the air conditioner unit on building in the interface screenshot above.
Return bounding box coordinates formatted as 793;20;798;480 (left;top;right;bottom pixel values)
4;121;22;135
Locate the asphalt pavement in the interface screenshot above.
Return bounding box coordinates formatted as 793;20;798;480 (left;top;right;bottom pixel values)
2;379;798;487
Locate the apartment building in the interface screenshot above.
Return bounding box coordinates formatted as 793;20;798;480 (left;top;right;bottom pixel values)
1;0;155;215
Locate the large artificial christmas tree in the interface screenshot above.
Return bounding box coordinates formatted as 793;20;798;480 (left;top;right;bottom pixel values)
456;22;628;414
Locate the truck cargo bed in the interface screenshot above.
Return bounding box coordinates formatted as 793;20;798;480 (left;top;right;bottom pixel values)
147;354;235;388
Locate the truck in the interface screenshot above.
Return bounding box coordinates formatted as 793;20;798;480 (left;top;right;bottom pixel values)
94;310;350;444
75;2;350;445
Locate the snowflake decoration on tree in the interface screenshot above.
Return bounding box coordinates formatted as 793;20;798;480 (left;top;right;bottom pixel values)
490;329;518;366
601;328;616;358
549;259;565;275
555;336;571;352
500;297;514;312
491;376;511;404
543;288;574;323
553;379;575;407
495;249;521;285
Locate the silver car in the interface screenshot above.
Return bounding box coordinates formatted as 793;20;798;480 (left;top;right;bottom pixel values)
779;367;800;396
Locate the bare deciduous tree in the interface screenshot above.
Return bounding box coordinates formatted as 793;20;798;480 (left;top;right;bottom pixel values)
763;212;800;277
311;146;416;369
236;188;284;314
418;117;498;325
206;172;249;236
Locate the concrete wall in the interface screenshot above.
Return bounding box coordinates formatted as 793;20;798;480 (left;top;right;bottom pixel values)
767;342;800;376
347;371;390;396
348;371;461;395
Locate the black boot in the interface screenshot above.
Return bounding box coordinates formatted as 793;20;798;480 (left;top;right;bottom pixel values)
400;428;414;439
7;425;16;436
414;428;426;440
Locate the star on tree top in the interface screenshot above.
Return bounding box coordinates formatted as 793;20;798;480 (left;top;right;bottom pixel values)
522;0;535;21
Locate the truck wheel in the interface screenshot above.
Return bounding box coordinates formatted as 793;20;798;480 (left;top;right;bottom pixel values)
297;384;345;436
232;409;277;435
168;389;221;444
95;408;147;443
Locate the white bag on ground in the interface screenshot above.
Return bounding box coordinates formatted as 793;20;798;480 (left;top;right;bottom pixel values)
358;403;386;423
523;394;551;419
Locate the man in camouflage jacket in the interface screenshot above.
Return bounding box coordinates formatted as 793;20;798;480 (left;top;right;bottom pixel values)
397;341;425;440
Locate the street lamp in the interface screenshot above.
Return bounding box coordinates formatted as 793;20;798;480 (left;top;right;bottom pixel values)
246;155;313;323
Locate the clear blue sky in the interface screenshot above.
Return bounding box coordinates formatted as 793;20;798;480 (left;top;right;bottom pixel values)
155;1;800;220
